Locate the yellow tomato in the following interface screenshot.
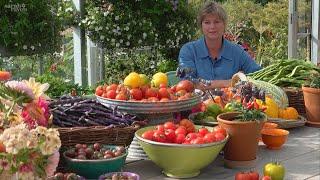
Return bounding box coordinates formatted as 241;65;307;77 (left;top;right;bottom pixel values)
124;72;142;89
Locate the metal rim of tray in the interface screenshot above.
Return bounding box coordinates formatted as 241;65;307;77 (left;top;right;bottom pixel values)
96;90;203;114
268;115;307;129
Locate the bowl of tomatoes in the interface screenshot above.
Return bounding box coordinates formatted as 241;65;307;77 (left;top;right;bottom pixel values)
135;121;229;178
63;144;127;179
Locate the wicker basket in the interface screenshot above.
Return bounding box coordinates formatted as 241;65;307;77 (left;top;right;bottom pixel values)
282;87;306;117
57;125;140;147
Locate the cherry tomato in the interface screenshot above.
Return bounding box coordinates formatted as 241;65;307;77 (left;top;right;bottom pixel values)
203;132;216;143
156;125;165;132
213;126;227;137
106;90;117;99
185;133;198;143
175;126;187;136
190;137;205;144
95;86;104;96
145;88;158;98
214;132;225;142
164;121;176;130
158;88;170;99
153;131;167;143
174;134;185;144
106;84;118;91
142;130;154;141
164;129;176;143
130;88;143;100
115;93;127;100
198;127;209;136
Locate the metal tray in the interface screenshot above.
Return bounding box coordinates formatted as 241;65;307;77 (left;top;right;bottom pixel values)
96;90;203;115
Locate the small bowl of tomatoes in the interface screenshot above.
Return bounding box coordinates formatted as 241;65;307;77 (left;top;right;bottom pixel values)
135;121;229;179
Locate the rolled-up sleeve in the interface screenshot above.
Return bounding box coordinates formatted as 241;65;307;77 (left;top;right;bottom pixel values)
240;50;261;74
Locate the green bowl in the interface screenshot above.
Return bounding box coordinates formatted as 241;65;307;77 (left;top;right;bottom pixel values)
63;145;127;179
135;126;228;178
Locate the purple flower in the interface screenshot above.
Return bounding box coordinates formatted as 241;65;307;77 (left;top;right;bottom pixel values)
5;80;35;100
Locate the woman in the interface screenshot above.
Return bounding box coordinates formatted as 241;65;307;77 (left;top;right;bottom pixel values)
178;1;261;89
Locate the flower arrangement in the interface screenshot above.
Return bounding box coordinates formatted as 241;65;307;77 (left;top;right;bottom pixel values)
0;71;61;179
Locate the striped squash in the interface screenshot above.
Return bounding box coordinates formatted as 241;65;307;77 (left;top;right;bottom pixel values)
248;78;289;109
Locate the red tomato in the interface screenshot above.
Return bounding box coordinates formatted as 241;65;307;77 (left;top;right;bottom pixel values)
142;130;154;141
106;90;117;99
170;85;177;93
164;122;176;130
261;175;271;180
95;86;104;96
153;131;167;143
198;127;209;136
235;172;250;180
175;126;187;136
106;84;118;91
115;93;127;100
176;89;187;97
203;133;216;143
213;126;227;137
159;83;167;88
185;133;198;143
174;134;186;144
214;132;225;142
235;171;259;180
130;88;143;100
158;88;170;99
190;137;205;144
145;88;158;98
176;80;194;93
156;125;165;132
164;129;176;143
160;98;170;102
249;171;259;180
148;97;159;102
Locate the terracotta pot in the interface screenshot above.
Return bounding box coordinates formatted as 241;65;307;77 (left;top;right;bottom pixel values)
217;112;266;167
302;86;320;128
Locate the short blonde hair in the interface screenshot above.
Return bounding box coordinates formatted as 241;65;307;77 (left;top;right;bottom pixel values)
197;1;227;27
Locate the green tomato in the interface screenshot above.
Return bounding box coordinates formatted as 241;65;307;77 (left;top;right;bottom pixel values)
263;162;285;180
224;103;234;112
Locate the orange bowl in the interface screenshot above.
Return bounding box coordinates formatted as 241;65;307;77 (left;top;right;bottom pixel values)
261;129;289;150
259;122;279;142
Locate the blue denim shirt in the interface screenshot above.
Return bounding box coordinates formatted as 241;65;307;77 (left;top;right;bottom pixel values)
178;37;261;80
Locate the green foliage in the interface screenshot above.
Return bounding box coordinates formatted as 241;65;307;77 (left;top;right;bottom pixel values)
304;71;320;89
0;0;62;56
223;0;289;66
59;0;198;60
103;49;176;84
35;73;93;98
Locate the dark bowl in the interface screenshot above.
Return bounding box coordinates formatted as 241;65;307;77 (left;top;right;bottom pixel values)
63;145;127;179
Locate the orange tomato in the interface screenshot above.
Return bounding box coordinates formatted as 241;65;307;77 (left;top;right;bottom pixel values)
179;119;195;133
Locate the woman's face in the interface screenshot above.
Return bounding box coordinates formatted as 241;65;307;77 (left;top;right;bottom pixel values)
201;13;225;41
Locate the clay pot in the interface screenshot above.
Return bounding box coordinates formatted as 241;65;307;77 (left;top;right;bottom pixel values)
302;86;320;127
217;112;266;168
